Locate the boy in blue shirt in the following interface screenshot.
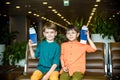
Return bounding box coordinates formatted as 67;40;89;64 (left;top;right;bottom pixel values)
29;22;61;80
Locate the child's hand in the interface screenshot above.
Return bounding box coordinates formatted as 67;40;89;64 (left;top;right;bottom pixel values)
41;74;49;80
86;31;90;39
28;39;33;47
63;67;69;72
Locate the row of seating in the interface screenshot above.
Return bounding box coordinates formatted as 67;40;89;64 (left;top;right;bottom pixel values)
108;42;120;80
16;42;120;80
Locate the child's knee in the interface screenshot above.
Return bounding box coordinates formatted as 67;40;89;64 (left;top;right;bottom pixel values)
60;72;70;80
31;70;43;80
72;72;83;80
49;71;59;80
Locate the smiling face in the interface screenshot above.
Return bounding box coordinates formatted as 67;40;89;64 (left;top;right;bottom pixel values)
66;29;79;41
43;28;57;42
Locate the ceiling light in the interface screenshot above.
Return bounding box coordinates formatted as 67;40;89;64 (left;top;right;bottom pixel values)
109;18;112;20
94;4;98;7
42;2;48;5
64;19;66;21
54;11;57;13
33;13;37;16
16;6;20;8
33;22;35;24
5;2;11;4
92;8;96;12
41;17;46;20
36;15;40;17
117;12;119;15
96;0;101;2
48;6;52;8
28;11;32;14
112;15;115;17
61;16;64;19
90;12;94;16
3;14;7;17
89;16;92;20
52;9;56;12
57;13;61;16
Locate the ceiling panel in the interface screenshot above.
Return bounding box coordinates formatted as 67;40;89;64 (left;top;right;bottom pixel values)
0;0;120;27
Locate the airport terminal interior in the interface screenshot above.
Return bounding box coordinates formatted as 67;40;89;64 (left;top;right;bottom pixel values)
0;0;120;80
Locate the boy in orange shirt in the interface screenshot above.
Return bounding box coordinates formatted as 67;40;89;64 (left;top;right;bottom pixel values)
60;25;97;80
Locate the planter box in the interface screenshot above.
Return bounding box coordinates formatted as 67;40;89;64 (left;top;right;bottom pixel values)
0;44;5;65
16;59;25;67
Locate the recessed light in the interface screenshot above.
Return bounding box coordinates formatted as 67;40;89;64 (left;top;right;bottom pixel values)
92;8;96;12
48;6;52;8
36;15;40;17
117;12;119;15
112;15;115;17
64;19;66;21
3;14;7;17
33;13;37;16
94;4;98;7
89;16;92;20
109;18;112;20
57;13;61;16
5;2;11;5
42;2;48;5
96;0;101;2
61;16;64;19
54;11;57;13
16;6;20;8
90;12;94;16
52;9;56;12
33;22;35;24
28;11;32;14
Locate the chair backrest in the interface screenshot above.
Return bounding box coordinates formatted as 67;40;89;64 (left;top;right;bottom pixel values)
24;45;38;75
109;42;120;76
85;42;106;76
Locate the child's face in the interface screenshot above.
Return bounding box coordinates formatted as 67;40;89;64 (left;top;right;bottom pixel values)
43;28;57;41
66;29;79;41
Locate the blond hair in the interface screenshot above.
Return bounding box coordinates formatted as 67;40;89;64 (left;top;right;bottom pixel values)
42;22;57;32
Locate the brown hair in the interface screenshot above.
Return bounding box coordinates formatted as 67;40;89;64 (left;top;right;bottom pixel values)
66;25;79;33
42;22;57;32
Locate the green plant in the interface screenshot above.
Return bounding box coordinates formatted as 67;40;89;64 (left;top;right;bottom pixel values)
55;34;67;44
90;15;118;39
2;41;27;66
0;30;19;45
72;18;84;30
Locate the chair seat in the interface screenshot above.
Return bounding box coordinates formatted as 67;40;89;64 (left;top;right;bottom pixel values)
82;75;109;80
16;74;31;80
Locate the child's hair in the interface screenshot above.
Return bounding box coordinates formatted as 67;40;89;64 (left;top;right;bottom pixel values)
66;25;79;33
42;22;57;32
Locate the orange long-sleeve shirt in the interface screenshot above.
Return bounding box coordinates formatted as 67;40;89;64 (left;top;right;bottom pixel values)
60;40;96;76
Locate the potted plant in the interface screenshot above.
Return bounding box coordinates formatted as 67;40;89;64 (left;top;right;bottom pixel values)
2;41;27;66
90;15;120;71
0;26;18;65
90;15;118;40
